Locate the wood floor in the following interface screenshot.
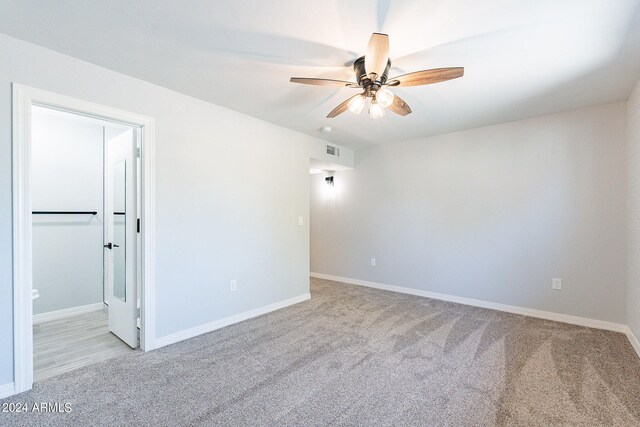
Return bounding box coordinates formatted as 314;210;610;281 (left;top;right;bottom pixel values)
33;309;134;381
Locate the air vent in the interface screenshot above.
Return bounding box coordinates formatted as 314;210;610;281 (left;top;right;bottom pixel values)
326;145;340;157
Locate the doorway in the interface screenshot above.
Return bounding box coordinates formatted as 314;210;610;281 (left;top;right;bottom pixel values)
12;84;156;394
31;106;138;380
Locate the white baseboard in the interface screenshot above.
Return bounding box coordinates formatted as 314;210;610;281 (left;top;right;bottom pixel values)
0;382;15;400
311;272;629;334
33;302;104;324
155;293;311;349
625;327;640;358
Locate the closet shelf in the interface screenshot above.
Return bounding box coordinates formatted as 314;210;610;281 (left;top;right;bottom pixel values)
32;211;97;215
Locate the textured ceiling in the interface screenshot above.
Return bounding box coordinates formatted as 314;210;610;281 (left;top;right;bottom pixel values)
2;0;640;150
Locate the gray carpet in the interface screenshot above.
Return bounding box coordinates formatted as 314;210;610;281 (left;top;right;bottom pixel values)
2;278;640;426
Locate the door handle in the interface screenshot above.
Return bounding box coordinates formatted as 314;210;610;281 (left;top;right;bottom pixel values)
104;243;120;249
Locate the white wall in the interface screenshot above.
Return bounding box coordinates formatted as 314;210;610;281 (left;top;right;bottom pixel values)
311;102;627;323
628;80;640;340
31;107;104;314
0;34;353;387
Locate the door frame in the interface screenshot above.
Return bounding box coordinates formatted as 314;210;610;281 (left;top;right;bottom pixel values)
12;83;157;394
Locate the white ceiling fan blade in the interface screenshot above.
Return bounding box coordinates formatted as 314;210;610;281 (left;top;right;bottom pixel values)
364;33;389;79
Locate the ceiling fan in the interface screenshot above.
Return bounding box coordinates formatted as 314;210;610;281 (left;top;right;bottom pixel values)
290;33;464;119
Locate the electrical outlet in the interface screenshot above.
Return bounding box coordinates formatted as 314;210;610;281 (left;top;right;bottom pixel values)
552;278;562;290
370;258;376;267
298;216;303;226
230;280;237;292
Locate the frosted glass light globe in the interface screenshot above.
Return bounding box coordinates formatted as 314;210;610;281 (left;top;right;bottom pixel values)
376;87;394;108
369;99;385;119
348;94;366;115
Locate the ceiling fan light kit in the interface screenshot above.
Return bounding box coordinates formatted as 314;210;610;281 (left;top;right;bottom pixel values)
290;33;464;120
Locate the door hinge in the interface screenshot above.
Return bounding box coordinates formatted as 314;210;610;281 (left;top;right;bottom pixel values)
136;147;141;158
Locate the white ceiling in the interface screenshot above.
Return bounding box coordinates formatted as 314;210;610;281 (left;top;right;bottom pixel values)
2;0;640;150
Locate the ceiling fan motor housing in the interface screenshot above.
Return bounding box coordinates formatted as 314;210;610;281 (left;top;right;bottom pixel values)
354;56;391;90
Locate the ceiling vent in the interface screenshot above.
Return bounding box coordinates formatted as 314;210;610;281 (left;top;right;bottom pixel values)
326;145;340;157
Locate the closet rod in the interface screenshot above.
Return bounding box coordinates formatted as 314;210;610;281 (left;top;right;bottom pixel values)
32;211;97;215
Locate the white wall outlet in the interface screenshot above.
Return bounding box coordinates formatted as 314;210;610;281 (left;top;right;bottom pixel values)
230;279;237;292
298;216;303;226
552;278;562;290
370;258;376;267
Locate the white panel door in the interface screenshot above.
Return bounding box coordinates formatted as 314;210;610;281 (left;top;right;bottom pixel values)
104;128;138;348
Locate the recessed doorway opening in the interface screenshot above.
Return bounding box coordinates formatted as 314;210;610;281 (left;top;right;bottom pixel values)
31;106;139;380
12;84;156;394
